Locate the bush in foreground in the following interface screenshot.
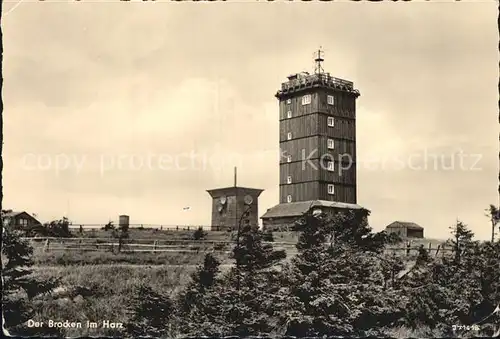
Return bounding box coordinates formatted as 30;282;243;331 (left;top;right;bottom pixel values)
8;204;500;338
2;228;61;336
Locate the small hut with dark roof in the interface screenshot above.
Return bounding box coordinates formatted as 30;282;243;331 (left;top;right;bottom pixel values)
1;210;41;229
261;200;363;232
384;221;424;239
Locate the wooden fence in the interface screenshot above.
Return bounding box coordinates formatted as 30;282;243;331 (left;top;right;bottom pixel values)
24;237;452;257
26;238;240;254
386;242;453;257
67;225;225;231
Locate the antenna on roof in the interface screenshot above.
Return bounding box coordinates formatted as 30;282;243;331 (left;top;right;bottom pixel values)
314;46;325;75
234;167;237;187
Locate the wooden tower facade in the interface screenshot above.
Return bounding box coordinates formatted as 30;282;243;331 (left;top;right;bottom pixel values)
275;49;361;205
207;168;264;231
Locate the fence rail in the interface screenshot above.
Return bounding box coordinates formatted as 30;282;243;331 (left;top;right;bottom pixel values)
22;237;297;246
25;237;452;257
67;224;233;231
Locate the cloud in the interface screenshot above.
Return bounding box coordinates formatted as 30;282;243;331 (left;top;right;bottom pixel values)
2;2;497;239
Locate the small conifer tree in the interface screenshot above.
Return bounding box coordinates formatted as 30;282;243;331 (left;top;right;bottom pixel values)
448;220;476;265
178;253;220;314
2;228;60;336
125;282;174;338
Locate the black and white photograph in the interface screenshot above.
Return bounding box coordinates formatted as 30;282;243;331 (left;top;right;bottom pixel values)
1;1;499;338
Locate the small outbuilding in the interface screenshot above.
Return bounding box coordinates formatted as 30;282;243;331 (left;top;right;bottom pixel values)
1;210;42;229
385;221;424;239
261;200;364;232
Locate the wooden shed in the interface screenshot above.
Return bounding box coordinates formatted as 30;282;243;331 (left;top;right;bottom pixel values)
261;200;363;232
385;221;424;239
1;210;41;229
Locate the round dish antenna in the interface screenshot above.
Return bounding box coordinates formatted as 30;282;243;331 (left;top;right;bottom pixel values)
244;195;253;205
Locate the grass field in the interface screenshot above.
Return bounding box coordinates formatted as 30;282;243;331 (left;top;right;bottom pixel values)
74;228;301;243
22;230;450;338
32;247;232;266
29;264;201;337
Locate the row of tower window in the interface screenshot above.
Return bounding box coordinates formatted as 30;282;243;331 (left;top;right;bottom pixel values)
286;94;335;106
286;184;335;203
285;160;335;174
285;155;335;171
285;137;335;150
285;109;336;128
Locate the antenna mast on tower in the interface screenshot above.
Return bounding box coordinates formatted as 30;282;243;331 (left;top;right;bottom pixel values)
314;47;325;75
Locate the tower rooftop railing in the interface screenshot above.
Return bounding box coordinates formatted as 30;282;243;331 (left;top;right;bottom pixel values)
280;72;354;92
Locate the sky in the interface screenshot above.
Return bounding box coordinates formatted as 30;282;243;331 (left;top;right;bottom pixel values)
2;1;498;240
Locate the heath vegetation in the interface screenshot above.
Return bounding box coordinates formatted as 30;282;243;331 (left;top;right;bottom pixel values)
2;205;499;338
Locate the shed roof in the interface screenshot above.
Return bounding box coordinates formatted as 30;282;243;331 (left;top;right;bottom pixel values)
261;200;363;219
1;211;40;223
385;221;424;230
2;211;25;218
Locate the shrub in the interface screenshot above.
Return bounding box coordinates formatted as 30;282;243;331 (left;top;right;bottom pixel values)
193;227;208;240
2;228;61;336
102;221;114;231
43;217;73;238
263;229;274;242
125;282;175;338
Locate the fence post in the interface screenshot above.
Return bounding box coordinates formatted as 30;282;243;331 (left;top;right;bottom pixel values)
406;241;411;256
435;244;441;257
44;239;50;252
153;240;157;253
441;244;446;257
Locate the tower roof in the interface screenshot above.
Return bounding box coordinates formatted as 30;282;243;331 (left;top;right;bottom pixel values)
276;49;360;99
206;186;264;198
275;72;359;99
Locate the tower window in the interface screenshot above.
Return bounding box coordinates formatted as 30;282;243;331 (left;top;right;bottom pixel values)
327;117;335;127
287;110;292;119
286;99;291;104
287;195;292;203
328;139;335;149
327;161;334;172
301;94;311;105
287;132;292;140
327;95;335;105
287;155;292;163
328;184;335;195
287;176;292;184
